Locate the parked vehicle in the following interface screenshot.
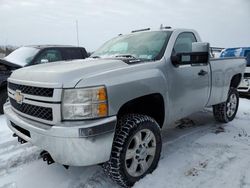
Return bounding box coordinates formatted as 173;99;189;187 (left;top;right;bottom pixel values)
0;45;88;113
210;47;224;58
220;47;250;95
4;28;246;187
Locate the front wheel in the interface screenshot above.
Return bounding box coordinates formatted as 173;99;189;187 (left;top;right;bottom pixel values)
213;87;239;123
103;114;162;187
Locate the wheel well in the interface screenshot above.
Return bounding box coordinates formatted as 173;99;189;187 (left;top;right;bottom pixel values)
117;93;165;128
0;82;7;90
230;74;242;88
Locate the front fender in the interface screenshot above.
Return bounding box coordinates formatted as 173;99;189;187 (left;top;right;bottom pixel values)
107;68;168;116
75;63;168;117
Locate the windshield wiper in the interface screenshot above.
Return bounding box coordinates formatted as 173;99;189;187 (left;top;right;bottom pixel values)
115;54;143;64
115;54;138;59
115;54;142;62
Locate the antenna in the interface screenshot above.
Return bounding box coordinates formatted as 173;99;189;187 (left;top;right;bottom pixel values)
76;20;79;47
160;24;172;29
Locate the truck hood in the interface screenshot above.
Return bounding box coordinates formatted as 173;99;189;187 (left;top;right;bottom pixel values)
0;59;22;69
9;58;129;88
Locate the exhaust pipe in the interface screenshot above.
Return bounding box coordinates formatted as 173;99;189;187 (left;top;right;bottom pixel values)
40;151;54;165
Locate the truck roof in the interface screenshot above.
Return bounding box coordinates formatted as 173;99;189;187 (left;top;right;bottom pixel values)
25;45;85;49
129;27;196;33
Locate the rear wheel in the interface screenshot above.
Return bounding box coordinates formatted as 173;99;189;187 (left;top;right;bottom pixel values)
213;87;239;123
103;114;162;187
0;88;8;114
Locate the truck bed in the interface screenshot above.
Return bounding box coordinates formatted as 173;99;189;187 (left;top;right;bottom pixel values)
206;57;246;106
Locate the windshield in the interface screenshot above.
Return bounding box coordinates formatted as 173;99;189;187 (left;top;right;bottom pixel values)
4;47;39;66
92;31;172;61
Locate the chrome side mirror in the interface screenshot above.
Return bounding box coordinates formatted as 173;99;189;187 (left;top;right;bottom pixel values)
192;42;210;53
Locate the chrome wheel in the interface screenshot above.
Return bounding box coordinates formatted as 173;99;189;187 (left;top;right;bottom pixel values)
226;93;237;117
125;129;156;177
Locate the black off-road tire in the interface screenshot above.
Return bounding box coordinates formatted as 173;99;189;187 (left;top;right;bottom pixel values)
0;88;8;114
213;87;239;123
103;114;162;187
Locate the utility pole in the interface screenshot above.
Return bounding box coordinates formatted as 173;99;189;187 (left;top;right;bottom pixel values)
76;20;79;47
5;38;8;56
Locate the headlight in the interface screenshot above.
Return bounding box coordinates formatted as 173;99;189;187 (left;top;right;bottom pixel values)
62;86;108;120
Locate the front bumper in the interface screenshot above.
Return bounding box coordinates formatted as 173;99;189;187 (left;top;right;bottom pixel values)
4;103;116;166
238;78;250;94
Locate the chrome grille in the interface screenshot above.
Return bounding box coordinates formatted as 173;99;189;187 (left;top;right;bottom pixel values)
9;98;53;121
8;82;54;97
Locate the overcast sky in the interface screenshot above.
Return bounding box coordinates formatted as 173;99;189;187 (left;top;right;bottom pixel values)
0;0;249;51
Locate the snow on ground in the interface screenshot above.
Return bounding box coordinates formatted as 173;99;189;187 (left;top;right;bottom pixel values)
0;98;250;188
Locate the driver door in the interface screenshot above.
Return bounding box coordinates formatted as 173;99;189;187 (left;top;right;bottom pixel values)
168;32;210;120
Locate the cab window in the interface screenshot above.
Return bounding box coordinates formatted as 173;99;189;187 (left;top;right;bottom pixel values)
64;48;84;60
35;49;62;64
173;32;197;54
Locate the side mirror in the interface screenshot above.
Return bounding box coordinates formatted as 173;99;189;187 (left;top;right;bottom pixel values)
41;59;49;64
192;42;210;53
171;42;210;66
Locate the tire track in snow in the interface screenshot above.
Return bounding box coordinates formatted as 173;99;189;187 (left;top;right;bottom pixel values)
69;168;118;188
0;136;41;176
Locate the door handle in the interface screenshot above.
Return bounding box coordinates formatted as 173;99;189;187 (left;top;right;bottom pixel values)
198;69;208;76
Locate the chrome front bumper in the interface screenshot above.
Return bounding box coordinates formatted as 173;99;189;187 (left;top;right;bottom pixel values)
4;103;116;166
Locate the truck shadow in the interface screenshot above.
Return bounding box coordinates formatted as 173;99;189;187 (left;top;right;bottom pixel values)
240;94;250;100
161;110;219;153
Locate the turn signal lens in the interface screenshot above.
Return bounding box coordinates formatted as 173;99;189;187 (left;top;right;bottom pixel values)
98;88;107;101
98;103;108;117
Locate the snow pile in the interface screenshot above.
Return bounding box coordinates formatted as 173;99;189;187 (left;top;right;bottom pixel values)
0;98;249;188
135;98;250;188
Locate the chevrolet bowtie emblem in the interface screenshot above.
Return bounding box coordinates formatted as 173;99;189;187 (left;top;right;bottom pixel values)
14;90;24;104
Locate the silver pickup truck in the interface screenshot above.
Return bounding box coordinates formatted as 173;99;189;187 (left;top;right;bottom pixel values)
4;28;246;187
